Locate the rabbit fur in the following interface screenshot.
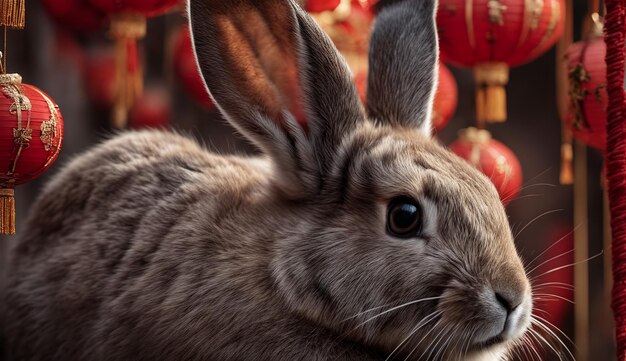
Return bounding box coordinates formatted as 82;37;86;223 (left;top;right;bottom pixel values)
3;0;534;360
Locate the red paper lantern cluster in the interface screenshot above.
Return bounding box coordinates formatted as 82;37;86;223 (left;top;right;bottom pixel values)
432;64;458;131
449;127;522;204
437;0;565;123
171;27;214;110
0;74;64;234
565;36;614;151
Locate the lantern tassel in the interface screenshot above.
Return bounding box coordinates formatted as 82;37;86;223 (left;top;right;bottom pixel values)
474;62;509;123
0;188;15;234
0;0;25;29
560;142;574;184
110;13;146;129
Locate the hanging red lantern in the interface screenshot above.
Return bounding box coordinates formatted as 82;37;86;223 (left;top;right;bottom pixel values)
0;74;64;234
449;127;522;204
564;35;623;151
354;69;367;104
532;224;574;330
128;85;171;129
437;0;565;123
88;0;180;128
42;0;106;34
306;0;341;13
83;48;117;109
432;63;458;131
314;0;374;105
171;27;214;110
314;0;373;66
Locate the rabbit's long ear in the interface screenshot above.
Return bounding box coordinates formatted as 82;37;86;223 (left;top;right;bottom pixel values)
366;0;439;135
188;0;365;197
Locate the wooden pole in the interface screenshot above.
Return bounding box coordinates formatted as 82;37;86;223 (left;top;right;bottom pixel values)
573;140;590;361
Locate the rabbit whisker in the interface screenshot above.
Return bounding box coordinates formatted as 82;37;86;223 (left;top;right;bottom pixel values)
385;310;441;361
531;314;576;351
514;209;563;240
530;251;603;281
418;322;448;361
528;327;566;361
532;281;574;290
403;318;442;361
533;293;574;305
527;247;575;275
348;295;443;329
524;225;579;270
430;325;455;361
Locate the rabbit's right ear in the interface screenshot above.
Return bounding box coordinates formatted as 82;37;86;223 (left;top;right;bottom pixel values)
366;0;439;136
188;0;365;198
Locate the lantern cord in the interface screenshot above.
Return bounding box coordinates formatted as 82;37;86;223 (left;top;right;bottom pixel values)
605;0;626;359
3;26;6;72
557;0;574;184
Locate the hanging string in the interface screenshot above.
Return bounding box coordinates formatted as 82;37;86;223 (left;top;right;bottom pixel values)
557;0;575;184
605;0;626;358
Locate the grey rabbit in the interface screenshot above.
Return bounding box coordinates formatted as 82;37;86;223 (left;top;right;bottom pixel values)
3;0;534;360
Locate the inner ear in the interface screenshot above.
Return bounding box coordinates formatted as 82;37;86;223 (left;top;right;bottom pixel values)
215;3;307;127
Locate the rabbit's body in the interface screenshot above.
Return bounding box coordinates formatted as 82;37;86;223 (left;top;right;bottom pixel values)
5;130;383;360
4;0;540;359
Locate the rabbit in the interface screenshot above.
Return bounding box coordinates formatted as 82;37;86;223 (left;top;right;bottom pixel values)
3;0;535;360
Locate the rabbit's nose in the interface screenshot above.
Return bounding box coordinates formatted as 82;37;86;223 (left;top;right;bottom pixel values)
494;288;522;314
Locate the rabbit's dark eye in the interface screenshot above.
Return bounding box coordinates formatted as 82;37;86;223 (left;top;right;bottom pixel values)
387;197;423;238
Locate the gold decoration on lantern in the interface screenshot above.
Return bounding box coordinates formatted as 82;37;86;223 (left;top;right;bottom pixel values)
32;87;59;152
487;0;507;25
529;0;545;29
568;63;590;130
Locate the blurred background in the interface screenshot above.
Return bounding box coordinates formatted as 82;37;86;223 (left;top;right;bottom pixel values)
0;0;617;360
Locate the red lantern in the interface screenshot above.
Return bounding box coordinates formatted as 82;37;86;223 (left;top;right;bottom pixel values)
314;0;374;105
564;36;622;151
42;0;106;34
88;0;180;16
354;69;367;104
449;128;522;204
88;0;180;128
437;0;565;123
83;49;116;109
432;64;458;131
532;224;574;330
306;0;341;13
128;86;172;129
0;74;64;234
171;27;214;110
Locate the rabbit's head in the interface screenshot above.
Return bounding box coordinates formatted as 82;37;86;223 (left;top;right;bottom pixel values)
188;0;532;359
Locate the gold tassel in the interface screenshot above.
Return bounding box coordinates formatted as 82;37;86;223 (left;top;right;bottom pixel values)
560;142;574;184
109;13;146;129
0;0;25;29
0;188;15;234
474;62;509;123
